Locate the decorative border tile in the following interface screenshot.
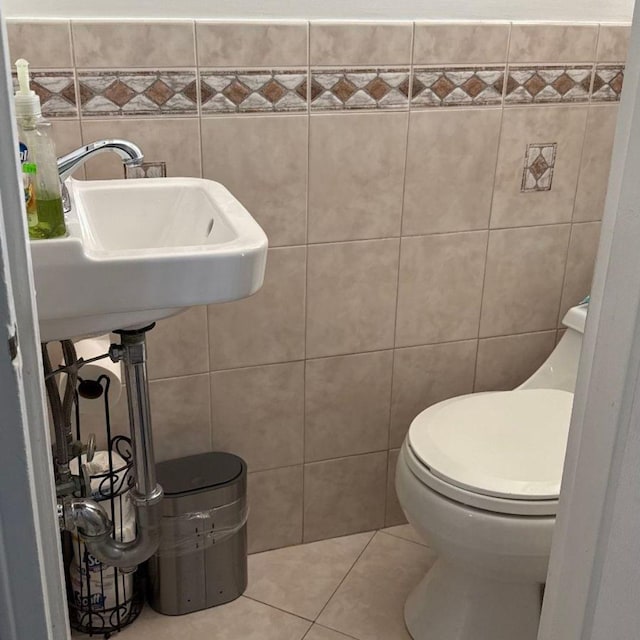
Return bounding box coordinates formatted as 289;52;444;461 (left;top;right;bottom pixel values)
310;69;410;111
200;70;307;113
505;66;593;105
411;67;504;108
78;71;198;117
591;64;625;102
11;71;77;118
521;142;557;192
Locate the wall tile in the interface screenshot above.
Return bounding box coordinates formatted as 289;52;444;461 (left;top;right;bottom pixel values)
78;70;198;117
306;239;400;358
385;448;407;527
310;69;410;111
248;465;303;553
80;118;201;179
310;21;413;66
201;115;307;247
208;247;306;370
559;222;601;320
150;374;211;463
504;66;592;105
196;21;308;68
7;20;73;68
508;24;599;63
389;340;477;448
480;224;571;337
490;105;588;228
574;105;618;222
304;452;387;542
308;112;407;242
210;362;304;472
413;22;510;65
395;232;487;347
591;64;625;102
305;351;393;462
410;67;504;108
475;330;557;392
200;70;307;114
72;20;196;68
146;306;209;380
403;108;501;235
51;120;82;155
597;24;631;62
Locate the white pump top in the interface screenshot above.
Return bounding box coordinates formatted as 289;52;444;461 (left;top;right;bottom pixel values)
14;58;41;118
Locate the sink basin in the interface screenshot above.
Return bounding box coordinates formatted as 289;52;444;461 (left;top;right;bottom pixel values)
31;177;268;342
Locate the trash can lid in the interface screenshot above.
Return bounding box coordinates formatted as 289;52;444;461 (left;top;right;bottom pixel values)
156;452;245;496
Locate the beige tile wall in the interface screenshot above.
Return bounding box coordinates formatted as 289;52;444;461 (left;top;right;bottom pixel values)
10;19;627;552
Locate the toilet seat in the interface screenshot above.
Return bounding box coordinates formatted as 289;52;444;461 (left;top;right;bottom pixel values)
406;388;574;516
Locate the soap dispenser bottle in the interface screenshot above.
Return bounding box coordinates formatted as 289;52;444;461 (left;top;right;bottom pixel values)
14;58;66;239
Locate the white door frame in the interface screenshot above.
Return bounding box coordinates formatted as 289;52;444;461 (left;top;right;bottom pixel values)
0;8;69;640
538;3;640;638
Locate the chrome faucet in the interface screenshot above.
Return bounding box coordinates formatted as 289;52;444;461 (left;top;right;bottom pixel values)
57;139;144;212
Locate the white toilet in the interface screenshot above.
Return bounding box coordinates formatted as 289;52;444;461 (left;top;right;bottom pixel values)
396;303;587;640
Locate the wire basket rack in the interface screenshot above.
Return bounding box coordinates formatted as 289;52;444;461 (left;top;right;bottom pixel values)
64;376;145;638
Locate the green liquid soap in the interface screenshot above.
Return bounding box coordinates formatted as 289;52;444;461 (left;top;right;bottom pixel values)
30;196;66;239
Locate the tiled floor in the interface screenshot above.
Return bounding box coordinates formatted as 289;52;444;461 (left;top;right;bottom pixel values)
80;525;434;640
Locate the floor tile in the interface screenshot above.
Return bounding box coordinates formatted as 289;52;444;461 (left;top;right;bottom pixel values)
317;532;435;640
74;596;311;639
304;624;358;639
246;531;374;620
380;524;428;547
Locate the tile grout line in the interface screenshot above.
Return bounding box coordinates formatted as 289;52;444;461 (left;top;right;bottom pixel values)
311;530;378;625
471;21;513;391
148;323;563;384
241;593;317;626
383;21;415;527
556;45;596;328
300;18;312;546
194;20;217;452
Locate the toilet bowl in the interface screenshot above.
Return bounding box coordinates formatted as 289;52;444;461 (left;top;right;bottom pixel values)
396;303;587;640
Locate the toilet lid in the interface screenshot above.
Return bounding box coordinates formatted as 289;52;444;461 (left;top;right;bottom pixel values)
408;389;574;500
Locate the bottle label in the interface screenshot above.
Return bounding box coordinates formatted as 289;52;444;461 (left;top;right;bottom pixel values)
19;141;28;164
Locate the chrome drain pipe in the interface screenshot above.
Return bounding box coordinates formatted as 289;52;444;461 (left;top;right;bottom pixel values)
69;325;163;568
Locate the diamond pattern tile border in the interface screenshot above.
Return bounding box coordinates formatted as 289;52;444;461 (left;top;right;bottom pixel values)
201;70;307;113
310;69;410;111
78;71;198;117
521;142;557;192
411;67;504;108
505;66;593;105
12;71;77;118
592;65;625;102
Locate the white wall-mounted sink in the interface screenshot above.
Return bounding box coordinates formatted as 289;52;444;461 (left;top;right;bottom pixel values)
31;177;268;342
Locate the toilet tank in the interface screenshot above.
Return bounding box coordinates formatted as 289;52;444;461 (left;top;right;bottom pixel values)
518;303;588;393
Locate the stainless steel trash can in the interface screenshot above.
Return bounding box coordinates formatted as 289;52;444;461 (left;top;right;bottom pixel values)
147;452;248;616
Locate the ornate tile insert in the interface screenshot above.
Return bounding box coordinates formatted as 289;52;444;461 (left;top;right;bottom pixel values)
504;66;593;104
200;70;307;113
521;143;557;192
411;67;504;108
78;71;198;117
125;161;167;179
592;65;625;102
11;71;77;118
310;69;410;110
